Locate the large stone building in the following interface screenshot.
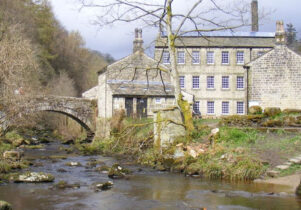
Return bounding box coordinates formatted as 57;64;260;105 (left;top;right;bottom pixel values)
83;0;301;119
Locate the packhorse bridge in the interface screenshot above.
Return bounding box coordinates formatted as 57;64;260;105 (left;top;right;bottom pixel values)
0;95;98;142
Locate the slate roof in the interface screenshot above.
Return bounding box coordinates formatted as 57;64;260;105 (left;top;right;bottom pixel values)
156;32;276;48
109;83;174;96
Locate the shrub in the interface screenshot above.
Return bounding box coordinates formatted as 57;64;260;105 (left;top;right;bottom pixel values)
249;106;262;115
283;109;301;114
264;107;281;117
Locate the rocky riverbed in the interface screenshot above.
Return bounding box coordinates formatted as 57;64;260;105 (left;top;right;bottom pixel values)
1;134;301;209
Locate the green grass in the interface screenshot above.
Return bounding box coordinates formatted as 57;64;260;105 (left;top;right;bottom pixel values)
0;161;12;173
217;127;262;146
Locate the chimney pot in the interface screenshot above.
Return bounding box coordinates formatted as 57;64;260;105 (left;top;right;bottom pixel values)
133;28;144;53
275;21;286;45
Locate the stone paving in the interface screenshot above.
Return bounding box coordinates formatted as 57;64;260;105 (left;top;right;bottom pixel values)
267;155;301;177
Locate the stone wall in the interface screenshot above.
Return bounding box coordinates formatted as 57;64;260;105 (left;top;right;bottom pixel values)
248;45;301;110
154;107;186;147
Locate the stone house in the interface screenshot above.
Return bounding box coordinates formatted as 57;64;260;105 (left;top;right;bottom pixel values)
245;22;301;110
83;29;175;118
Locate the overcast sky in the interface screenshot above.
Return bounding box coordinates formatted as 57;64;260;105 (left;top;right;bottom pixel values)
49;0;301;59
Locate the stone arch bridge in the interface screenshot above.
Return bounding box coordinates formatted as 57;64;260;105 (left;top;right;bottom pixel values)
0;96;98;142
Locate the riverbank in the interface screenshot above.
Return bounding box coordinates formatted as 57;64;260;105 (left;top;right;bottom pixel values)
87;116;301;182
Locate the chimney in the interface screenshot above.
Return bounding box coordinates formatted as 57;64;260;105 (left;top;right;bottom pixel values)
251;0;259;32
133;28;144;53
275;21;286;45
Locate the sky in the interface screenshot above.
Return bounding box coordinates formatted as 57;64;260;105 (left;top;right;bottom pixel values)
49;0;301;59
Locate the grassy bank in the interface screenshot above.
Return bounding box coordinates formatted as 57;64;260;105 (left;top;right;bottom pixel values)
86;116;301;181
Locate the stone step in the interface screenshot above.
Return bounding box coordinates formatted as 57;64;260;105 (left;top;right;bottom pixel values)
289;158;301;164
284;162;293;166
276;165;290;170
267;170;280;177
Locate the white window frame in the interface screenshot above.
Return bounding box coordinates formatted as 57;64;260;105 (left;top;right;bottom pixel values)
193;101;200;114
207;76;214;89
237;101;244;114
162;51;170;64
207;51;214;64
222;76;229;89
222;101;229;115
236;51;244;64
192;51;200;64
207;101;215;114
222;51;229;64
192;76;200;89
177;51;185;64
155;98;162;104
179;76;185;89
237;76;244;89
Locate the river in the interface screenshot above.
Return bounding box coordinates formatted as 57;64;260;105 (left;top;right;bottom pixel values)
0;140;301;210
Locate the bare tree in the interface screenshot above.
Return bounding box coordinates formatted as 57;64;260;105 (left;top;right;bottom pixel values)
79;0;252;133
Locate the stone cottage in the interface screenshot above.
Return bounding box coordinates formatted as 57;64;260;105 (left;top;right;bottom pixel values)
83;29;175;118
245;21;301;110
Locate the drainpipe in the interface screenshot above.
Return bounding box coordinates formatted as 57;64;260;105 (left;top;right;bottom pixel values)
244;66;250;115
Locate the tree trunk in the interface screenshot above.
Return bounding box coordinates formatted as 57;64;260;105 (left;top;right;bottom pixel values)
166;0;194;136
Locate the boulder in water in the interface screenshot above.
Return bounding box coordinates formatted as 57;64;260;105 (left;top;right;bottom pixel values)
14;172;55;183
108;164;131;179
94;181;114;191
0;200;12;210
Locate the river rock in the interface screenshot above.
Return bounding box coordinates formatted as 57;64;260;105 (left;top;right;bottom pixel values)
96;165;110;173
94;181;113;191
62;139;74;145
108;164;131;179
0;200;12;210
3;150;22;161
65;162;82;167
53;181;80;190
14;172;55;183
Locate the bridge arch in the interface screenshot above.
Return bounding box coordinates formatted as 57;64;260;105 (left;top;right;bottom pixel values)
1;96;97;142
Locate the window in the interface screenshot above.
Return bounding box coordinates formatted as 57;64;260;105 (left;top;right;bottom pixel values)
193;101;200;114
237;51;244;64
222;101;229;115
177;51;185;64
155;98;161;104
179;76;185;89
207;51;214;64
207;76;214;89
192;51;200;64
222;76;229;89
222;51;229;64
237;76;244;89
237;102;244;114
192;76;200;89
162;51;170;64
207;101;214;114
